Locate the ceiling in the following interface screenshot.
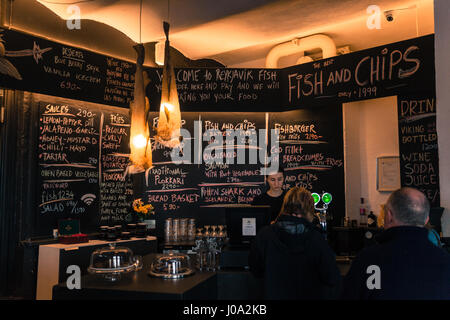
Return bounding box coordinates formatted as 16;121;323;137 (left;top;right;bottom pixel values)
4;0;434;67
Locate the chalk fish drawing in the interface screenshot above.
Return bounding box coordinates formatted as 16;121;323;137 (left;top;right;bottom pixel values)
0;33;52;80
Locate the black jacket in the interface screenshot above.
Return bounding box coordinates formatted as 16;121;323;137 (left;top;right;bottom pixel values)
251;191;286;222
248;215;341;299
342;226;450;300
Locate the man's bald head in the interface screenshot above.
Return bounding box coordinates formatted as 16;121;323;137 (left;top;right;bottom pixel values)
385;187;430;227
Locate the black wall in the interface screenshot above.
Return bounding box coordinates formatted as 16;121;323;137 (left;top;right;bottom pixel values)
0;29;439;297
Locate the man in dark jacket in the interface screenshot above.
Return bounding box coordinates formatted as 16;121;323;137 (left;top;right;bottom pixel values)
342;187;450;300
249;187;341;299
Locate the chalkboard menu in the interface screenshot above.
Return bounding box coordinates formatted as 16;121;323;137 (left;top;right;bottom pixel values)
281;34;435;108
198;113;266;206
0;29;435;112
0;29;135;108
133;109;345;236
143;112;201;215
141;112;269;233
397;95;439;207
0;29;282;111
37;100;132;236
145;68;281;111
13;29;437;235
269;105;345;225
99;110;133;224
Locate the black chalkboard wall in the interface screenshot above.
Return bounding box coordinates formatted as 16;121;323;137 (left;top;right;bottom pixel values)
145;68;281;112
397;94;439;207
37;100;133;236
269;106;345;226
133;108;344;238
0;29;136;108
36;105;344;237
281;34;435;107
0;29;438;236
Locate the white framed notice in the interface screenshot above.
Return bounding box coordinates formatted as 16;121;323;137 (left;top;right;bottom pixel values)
242;218;256;236
377;156;400;192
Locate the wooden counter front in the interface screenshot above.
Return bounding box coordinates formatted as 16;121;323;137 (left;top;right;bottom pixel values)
37;237;157;300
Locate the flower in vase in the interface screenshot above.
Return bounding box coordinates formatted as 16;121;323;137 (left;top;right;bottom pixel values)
132;198;155;220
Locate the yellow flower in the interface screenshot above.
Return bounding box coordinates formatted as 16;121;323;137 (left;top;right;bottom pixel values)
132;198;155;216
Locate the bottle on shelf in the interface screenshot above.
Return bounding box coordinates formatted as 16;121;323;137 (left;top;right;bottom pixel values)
359;197;367;227
367;211;378;228
343;216;349;227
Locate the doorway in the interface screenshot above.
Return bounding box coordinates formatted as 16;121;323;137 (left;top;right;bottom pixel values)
343;96;400;222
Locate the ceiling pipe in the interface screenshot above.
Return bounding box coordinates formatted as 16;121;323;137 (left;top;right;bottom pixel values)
265;34;337;68
155;40;165;65
296;54;314;65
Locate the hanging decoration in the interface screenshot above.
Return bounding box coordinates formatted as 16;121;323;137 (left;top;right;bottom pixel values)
128;0;152;171
129;43;152;170
155;21;181;149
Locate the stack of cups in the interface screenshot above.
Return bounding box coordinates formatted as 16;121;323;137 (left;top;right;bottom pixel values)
165;218;173;243
188;219;196;241
106;227;117;241
99;226;109;240
136;223;147;238
172;218;180;243
179;218;188;242
127;224;137;237
164;217;197;243
114;225;122;239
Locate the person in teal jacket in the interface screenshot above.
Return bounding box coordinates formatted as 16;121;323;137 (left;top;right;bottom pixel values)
426;222;442;247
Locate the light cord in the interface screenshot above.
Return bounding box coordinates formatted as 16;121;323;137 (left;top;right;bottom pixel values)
139;0;143;43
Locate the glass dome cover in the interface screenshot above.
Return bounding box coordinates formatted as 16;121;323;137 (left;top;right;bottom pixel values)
149;251;194;279
88;243;142;281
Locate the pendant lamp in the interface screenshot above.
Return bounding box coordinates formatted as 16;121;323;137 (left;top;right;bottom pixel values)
129;44;152;170
155;21;181;149
128;0;152;171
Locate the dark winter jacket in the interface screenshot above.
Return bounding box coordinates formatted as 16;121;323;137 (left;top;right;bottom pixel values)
248;215;341;299
342;226;450;300
251;191;286;222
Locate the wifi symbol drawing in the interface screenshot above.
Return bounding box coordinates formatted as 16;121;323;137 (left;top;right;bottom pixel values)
81;194;96;205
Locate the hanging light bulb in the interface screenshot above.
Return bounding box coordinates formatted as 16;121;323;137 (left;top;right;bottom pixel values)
132;134;148;149
162;102;174;112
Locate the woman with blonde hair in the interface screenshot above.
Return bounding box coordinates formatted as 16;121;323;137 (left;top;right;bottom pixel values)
249;187;341;299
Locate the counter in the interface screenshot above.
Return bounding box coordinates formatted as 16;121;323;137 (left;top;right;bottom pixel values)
37;237;157;300
52;253;216;300
52;251;351;300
